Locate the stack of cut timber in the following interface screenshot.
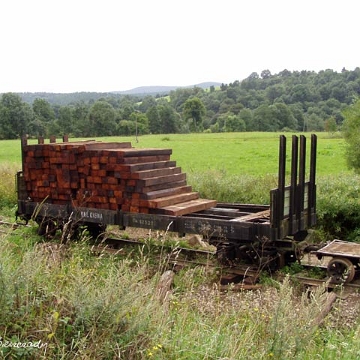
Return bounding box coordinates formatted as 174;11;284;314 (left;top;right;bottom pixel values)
22;140;216;216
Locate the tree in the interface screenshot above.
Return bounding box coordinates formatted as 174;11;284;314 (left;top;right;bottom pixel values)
331;80;348;103
248;72;259;80
88;100;117;136
253;105;280;131
290;84;312;103
72;101;90;137
226;87;237;101
271;103;298;130
289;103;305;131
305;113;324;131
218;98;235;114
182;97;206;132
252;103;297;131
261;69;272;79
57;106;75;135
217;113;246;132
118;120;135;136
238;108;254;131
266;84;285;103
0;93;33;139
138;95;157;113
324;117;337;133
241;72;260;90
170;87;203;112
30;98;55;137
158;104;178;133
33;98;55;123
342;99;360;172
129;111;149;137
27;118;47;138
118;97;136;120
146;106;162;134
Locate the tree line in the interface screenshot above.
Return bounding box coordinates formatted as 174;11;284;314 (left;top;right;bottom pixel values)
1;67;360;139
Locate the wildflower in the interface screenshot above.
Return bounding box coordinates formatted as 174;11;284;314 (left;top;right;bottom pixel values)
147;344;162;357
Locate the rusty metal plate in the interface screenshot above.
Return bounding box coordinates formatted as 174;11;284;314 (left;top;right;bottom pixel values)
316;240;360;258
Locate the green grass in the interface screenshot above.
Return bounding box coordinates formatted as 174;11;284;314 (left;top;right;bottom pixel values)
0;162;18;209
0;140;24;167
98;132;349;177
1;132;349;176
1;227;359;359
1;132;360;358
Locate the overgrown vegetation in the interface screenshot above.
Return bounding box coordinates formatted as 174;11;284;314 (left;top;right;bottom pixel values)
316;174;360;241
342;98;360;173
0;162;17;209
188;171;278;204
1;133;360;357
0;225;360;359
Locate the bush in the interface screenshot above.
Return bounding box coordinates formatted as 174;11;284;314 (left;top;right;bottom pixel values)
342;99;360;173
0;163;18;209
316;174;360;241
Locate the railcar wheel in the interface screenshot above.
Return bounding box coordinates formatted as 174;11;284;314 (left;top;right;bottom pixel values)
276;252;286;269
216;244;236;265
37;217;57;238
86;223;106;239
327;257;355;284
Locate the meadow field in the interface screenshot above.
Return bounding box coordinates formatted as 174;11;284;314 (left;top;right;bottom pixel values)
1;132;360;359
0;131;349;176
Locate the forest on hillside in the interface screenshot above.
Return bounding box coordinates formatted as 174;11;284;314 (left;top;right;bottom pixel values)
1;67;360;139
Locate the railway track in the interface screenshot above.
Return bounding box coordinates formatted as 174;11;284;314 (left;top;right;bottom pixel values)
3;220;359;293
90;236;216;259
91;235;360;292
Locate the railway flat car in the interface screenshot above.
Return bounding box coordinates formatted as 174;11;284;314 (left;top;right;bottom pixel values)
16;134;317;269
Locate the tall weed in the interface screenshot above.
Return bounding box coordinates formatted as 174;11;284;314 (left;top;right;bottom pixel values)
0;162;18;209
188;170;277;204
317;173;360;241
190;169;360;242
1;226;359;359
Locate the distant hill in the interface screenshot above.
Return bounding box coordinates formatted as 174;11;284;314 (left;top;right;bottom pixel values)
13;82;223;105
112;82;222;95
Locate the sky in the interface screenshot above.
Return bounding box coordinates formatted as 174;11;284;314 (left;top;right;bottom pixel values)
0;0;359;93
